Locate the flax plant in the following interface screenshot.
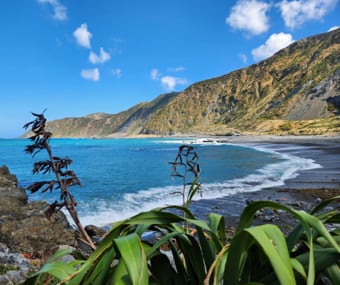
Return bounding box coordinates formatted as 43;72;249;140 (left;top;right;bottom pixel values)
169;144;202;208
23;111;96;251
23;142;340;285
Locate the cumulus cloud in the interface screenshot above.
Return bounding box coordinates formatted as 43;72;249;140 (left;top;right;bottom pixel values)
150;68;161;80
226;0;271;36
161;76;188;91
89;47;111;64
73;23;92;48
252;32;295;61
239;53;248;64
151;68;188;90
277;0;338;29
328;25;339;31
37;0;67;21
81;68;99;81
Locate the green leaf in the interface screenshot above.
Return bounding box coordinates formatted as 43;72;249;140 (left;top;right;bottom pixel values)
110;260;133;285
236;201;292;233
324;263;340;284
185;178;201;208
25;261;76;284
177;234;206;283
83;247;115;284
114;233;148;285
311;195;340;214
205;244;229;285
246;224;296;285
150;253;185;285
224;230;254;284
208;213;226;245
296;248;340;275
291;258;307;280
23;248;76;284
225;224;296;285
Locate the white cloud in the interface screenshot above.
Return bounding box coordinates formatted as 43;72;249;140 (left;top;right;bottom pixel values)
73;23;92;48
89;47;111;64
226;0;271;36
252;32;295;61
81;68;99;81
37;0;67;21
112;68;122;78
277;0;338;29
161;76;188;91
150;68;161;80
239;53;248;64
328;25;339;31
151;68;188;90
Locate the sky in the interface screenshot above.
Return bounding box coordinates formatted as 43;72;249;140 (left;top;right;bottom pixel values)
0;0;339;138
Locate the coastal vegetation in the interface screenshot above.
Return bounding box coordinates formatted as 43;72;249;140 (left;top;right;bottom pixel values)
169;144;201;208
23;111;96;251
21;130;340;284
23;192;340;284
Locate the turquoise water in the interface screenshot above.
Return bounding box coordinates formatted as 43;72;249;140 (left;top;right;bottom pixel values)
0;138;319;225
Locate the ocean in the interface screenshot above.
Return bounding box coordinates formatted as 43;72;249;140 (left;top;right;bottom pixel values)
0;138;320;226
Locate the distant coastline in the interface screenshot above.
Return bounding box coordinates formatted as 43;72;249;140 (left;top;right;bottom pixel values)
188;134;340;225
51;133;340;140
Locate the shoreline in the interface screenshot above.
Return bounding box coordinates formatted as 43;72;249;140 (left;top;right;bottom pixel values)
3;134;340;226
188;135;340;226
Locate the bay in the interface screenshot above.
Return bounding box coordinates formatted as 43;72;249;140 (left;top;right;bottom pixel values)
0;138;319;226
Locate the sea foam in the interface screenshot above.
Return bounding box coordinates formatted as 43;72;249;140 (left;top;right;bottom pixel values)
74;141;321;226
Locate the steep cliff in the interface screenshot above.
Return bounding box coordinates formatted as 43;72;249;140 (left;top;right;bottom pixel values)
27;28;339;137
142;28;339;135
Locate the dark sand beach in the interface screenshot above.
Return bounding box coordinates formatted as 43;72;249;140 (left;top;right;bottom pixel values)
189;135;340;227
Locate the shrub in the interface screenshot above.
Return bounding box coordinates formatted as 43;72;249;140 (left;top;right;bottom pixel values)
23;198;340;284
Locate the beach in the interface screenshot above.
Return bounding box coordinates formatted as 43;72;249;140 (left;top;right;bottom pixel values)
189;135;340;227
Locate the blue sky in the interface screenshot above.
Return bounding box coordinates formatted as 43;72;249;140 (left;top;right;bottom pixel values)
0;0;339;138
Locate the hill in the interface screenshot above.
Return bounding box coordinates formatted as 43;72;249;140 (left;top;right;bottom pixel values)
32;28;340;137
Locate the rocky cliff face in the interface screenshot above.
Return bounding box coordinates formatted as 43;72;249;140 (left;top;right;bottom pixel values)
26;28;340;137
0;165;76;256
0;165;78;283
142;28;340;135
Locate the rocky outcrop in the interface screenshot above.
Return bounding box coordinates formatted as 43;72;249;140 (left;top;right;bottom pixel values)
142;28;339;135
0;165;76;284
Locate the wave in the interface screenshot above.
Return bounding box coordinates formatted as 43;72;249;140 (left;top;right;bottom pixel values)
73;143;321;226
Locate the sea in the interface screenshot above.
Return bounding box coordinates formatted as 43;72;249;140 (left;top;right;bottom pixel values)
0;137;320;226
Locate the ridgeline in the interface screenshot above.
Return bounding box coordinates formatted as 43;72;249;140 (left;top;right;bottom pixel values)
27;28;340;138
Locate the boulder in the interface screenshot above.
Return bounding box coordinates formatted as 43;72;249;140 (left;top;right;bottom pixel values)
0;166;27;216
0;165;76;259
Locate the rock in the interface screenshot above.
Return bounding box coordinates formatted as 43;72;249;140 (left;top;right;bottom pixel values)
0;201;76;258
0;242;30;285
0;165;77;284
84;225;107;245
85;225;107;238
0;166;27;216
0;165;76;258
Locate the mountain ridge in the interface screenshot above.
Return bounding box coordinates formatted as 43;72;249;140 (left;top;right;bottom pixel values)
27;28;340;137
